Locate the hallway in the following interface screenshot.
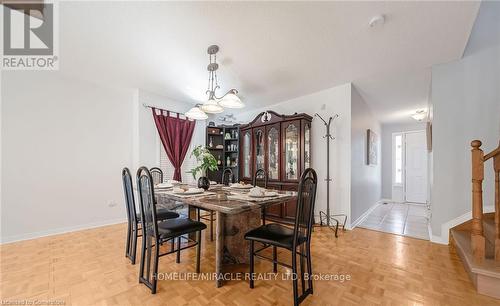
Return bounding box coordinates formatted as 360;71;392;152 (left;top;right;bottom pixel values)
358;202;429;240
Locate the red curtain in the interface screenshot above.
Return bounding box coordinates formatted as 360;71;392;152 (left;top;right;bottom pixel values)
152;108;196;181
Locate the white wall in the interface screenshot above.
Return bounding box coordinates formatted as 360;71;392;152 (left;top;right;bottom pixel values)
430;45;500;237
1;74;202;243
350;86;382;224
1;72;134;243
381;122;426;200
234;84;352;226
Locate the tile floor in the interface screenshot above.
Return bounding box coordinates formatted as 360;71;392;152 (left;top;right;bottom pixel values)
358;202;430;240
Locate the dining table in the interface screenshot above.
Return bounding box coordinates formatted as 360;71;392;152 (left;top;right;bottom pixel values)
155;185;297;288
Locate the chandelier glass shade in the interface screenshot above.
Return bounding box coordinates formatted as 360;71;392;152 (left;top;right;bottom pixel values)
185;105;208;120
218;90;244;109
200;98;224;113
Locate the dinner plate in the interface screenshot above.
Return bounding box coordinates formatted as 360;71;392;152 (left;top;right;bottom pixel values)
230;185;252;189
173;190;204;195
248;192;278;198
156;183;173;189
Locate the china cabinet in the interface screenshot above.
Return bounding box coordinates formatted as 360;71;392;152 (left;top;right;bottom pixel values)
239;111;313;223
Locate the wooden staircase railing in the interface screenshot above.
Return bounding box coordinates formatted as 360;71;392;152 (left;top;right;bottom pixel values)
471;140;500;262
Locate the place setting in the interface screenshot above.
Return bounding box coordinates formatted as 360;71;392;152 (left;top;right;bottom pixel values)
227;186;281;202
160;185;216;198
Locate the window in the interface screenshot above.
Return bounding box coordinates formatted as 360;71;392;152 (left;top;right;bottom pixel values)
158;137;197;184
393;133;403;185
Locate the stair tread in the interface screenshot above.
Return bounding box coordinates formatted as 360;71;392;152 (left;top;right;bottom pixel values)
450;229;500;278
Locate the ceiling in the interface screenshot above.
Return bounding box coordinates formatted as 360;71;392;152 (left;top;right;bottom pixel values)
354;68;431;124
55;1;479;123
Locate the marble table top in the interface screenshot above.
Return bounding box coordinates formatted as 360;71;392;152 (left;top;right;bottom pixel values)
155;187;296;215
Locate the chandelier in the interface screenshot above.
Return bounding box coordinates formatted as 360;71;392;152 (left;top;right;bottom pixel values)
186;45;244;120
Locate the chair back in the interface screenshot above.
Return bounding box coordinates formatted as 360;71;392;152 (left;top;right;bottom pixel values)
136;167;160;240
252;168;268;188
150;167;163;185
222;168;234;186
122;167;137;226
293;168;317;249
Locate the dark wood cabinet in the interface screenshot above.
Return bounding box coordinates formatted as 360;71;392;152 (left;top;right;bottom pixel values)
239;111;312;224
206;125;240;183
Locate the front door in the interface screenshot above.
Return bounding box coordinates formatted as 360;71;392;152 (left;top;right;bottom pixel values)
405;131;427;203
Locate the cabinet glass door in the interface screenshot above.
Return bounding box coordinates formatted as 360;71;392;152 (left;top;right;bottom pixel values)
304;124;311;169
284;122;299;180
242;131;251;178
255;129;265;172
267;126;279;180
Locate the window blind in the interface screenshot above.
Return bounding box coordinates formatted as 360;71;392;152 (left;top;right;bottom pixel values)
159;138;197;184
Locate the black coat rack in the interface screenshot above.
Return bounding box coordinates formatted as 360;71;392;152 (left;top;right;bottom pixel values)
314;113;346;237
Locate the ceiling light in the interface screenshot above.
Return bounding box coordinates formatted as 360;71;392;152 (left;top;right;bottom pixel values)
185;105;208;120
411;110;427;121
204;45;245;110
219;89;245;109
200;98;224;113
369;15;385;27
185;45;244;120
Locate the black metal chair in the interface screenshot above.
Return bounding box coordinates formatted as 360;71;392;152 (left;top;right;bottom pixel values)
252;168;269;224
122;168;180;265
244;168;317;306
150;167;163;185
252;168;268;188
222;167;234;186
197;208;215;242
136;167;206;294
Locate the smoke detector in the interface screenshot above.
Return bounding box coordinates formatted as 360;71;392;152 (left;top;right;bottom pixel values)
369;15;385;27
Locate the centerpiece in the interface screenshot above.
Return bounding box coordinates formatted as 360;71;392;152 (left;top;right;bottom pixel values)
187;145;218;190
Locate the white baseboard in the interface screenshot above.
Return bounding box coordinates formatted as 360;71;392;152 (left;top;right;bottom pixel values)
379;198;407;204
350;201;382;229
0;217;127;245
430;205;495;245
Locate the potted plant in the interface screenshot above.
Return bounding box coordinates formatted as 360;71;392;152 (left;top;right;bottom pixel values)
187;145;218;190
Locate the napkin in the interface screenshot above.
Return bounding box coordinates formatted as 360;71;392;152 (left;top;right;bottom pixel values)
187;188;203;193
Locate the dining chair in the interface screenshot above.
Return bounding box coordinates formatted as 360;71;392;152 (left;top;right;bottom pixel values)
252;168;269;224
222;167;234;186
196;208;215;242
136;167;206;294
150;167;163;185
121;167;179;265
244;168;317;306
252;168;268;188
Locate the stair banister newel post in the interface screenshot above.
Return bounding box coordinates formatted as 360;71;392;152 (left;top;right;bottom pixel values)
471;140;485;262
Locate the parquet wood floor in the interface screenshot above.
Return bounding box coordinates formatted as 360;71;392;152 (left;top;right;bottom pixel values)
1;224;499;305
